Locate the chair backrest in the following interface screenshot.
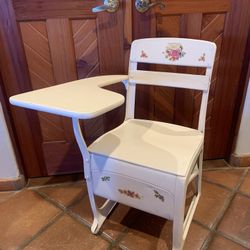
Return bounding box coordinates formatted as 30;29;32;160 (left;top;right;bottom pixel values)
126;38;217;132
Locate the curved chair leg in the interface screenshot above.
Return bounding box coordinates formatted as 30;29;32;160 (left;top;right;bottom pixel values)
72;118;117;234
91;199;117;234
86;179;117;234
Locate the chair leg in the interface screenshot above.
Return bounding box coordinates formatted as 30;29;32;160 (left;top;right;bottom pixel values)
173;216;184;250
86;179;117;234
172;151;203;250
72;118;117;234
172;177;186;250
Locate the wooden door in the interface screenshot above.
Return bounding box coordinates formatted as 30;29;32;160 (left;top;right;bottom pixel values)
0;0;130;177
1;0;249;177
132;0;250;159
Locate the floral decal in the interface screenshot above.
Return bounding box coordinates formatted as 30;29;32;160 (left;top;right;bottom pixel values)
118;189;141;199
101;176;110;182
154;190;164;202
198;53;206;62
163;43;185;61
140;50;148;58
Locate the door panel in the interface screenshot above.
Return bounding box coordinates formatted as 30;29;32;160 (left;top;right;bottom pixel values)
73;19;100;79
19;18;101;174
0;0;127;176
133;0;250;159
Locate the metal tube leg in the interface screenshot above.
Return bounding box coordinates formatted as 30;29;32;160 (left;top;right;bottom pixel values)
72;118;116;234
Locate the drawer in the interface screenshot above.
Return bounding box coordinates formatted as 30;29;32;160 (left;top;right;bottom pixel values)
92;170;174;220
90;154;177;194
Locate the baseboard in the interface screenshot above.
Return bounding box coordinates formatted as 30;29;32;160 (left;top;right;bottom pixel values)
230;153;250;167
0;175;26;191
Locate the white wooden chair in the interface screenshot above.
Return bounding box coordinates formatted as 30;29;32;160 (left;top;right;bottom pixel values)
85;38;216;249
10;38;216;250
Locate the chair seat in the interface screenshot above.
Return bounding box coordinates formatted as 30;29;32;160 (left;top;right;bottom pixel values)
88;119;203;177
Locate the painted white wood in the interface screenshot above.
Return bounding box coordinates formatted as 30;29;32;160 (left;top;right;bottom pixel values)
90;153;176;193
10;75;128;119
129;70;210;90
89;38;216;249
9;38;216;250
125;61;137;119
234;78;250;155
92;169;175;219
0;102;20;179
130;38;216;68
88;119;204;177
72;118;116;234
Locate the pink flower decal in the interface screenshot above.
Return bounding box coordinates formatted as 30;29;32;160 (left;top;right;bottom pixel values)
140;50;148;58
198;53;206;62
163;43;185;61
118;189;141;199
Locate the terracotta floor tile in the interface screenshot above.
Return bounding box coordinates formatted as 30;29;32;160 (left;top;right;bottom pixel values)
119;211;173;250
239;170;250;196
203;159;229;169
0;190;17;203
69;195;106;225
69;196;139;241
184;223;210;250
101;204;140;241
36;181;87;207
203;169;244;189
218;194;250;248
0;189;61;249
119;214;209;250
24;214;110;250
193;181;231;228
208;235;247;250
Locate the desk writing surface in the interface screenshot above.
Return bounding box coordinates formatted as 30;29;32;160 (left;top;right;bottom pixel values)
10;75;128;119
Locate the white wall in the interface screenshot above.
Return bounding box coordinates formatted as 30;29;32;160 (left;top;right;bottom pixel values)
234;78;250;155
0;102;20;179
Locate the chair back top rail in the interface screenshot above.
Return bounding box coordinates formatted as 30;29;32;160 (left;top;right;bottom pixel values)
130;38;216;68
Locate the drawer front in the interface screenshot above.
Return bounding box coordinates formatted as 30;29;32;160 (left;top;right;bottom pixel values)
90;154;177;193
92;170;174;220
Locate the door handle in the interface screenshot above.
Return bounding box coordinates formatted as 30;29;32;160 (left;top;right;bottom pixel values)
135;0;165;13
92;0;120;13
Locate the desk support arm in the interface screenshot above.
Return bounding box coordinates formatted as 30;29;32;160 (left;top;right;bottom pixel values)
72;117;116;234
72;118;90;180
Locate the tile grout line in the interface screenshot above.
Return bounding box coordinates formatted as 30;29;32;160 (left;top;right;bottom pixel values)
18;211;66;250
66;208;92;229
107;226;131;249
212;168;249;230
65;209;115;246
202;178;235;192
223;159;235;168
34;187;125;246
203;166;250;172
17;188;80;249
27;179;86;190
201;168;249;249
34;188;87;211
238;190;250;199
215;230;250;249
30;189;114;247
